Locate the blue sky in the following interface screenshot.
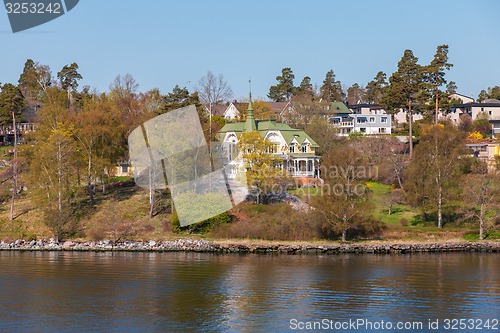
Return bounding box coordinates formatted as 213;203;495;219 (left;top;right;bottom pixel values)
1;0;499;101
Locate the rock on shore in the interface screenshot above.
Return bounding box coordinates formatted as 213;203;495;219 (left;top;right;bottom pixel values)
0;239;499;254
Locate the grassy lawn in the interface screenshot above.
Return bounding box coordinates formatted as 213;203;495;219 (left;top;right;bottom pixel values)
0;183;171;241
288;181;494;241
366;181;416;226
0;145;13;159
366;181;495;240
109;176;134;183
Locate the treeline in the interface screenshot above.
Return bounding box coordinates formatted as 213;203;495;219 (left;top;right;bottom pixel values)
268;44;499;108
0;61;222;240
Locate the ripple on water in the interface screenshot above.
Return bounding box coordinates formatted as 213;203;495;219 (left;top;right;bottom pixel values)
0;252;498;332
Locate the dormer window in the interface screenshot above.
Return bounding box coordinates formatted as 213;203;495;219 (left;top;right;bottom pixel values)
301;144;308;153
290;143;296;153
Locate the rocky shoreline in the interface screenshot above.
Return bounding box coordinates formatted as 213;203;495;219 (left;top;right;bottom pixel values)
1;238;499;254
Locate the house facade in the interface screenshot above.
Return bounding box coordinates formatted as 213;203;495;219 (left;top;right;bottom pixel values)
217;96;321;185
466;138;500;172
453;99;500;120
206;101;295;121
0;123;36;145
449;93;474;104
329;102;392;136
348;103;387;115
490;119;500;138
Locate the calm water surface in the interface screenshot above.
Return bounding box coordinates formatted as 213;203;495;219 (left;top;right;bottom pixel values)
0;252;498;332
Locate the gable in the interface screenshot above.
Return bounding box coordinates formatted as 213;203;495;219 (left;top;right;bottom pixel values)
224;103;240;119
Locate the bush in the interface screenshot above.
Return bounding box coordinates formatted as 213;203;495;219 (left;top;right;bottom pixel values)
210;204;322;241
400;218;409;227
344;216;386;240
170;210;232;234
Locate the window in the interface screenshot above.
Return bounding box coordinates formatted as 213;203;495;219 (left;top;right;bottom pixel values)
369;117;375;123
228;142;237;160
121;165;128;173
301;144;308;153
360;128;366;133
290;144;296;153
381;117;388;123
481;107;484;111
489;111;492;116
357;117;366;123
379;128;386;134
268;143;280;154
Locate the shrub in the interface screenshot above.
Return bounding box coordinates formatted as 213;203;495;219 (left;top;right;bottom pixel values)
210;204;322;241
170;209;232;234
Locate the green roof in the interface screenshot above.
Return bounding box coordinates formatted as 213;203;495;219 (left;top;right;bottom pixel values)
219;119;319;148
219;122;245;132
330;101;351;114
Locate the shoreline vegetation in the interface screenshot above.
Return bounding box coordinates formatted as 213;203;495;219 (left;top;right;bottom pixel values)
1;179;499;246
1;59;499;245
1;238;499;254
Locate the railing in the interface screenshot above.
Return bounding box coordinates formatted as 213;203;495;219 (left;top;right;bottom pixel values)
290;171;315;177
0;123;36;136
333;122;354;127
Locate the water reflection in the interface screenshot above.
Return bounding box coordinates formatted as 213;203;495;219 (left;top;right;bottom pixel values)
0;252;498;332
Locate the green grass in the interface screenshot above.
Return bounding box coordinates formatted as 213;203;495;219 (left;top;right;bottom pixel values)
463;231;500;241
0;145;13;159
366;181;416;226
109;176;133;183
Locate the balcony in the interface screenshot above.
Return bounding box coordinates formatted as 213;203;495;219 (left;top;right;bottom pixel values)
334;121;354;127
290;170;315;178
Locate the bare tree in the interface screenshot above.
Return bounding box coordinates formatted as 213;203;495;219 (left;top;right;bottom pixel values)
9;112;17;221
110;73;139;97
197;71;233;107
197;71;233;158
110;74;140;115
463;164;500;240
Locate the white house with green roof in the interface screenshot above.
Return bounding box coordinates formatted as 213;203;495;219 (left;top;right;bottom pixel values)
217;94;321;184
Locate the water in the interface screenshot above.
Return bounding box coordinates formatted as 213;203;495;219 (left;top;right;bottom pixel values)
0;252;498;332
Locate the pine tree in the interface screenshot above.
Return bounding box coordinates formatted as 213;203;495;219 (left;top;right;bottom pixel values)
366;71;387;104
424;45;453;125
382;50;423;157
319;69;343;102
0;83;25;125
268;67;295;102
57;63;82;107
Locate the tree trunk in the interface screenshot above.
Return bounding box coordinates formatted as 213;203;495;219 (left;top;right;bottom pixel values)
408;100;413;158
435;83;440;159
87;153;94;204
101;169;106;194
149;167;155;218
67;86;71;109
479;202;484;240
435;83;439;126
341;229;347;242
57;143;63;233
437;184;443;229
9;112;17;221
